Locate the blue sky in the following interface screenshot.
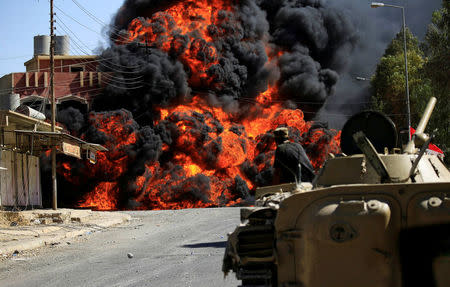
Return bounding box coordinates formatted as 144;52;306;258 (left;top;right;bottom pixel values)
0;0;124;77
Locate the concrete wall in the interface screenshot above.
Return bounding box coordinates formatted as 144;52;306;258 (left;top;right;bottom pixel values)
0;73;13;92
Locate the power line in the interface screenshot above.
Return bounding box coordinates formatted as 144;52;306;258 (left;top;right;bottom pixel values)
54;2;129;45
54;4;103;37
55;15;92;55
0;65;144;95
0;71;142;95
69;0;130;42
71;0;108;27
50;14;144;73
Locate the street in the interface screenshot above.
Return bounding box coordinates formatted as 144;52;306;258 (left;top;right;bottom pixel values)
0;208;241;287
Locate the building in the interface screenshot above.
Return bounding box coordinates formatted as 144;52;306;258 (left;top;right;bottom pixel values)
0;36;108;208
0;107;106;208
0;110;60;207
0;35;104;113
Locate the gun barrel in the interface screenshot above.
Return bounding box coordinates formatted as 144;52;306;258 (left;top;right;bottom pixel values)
415;97;436;134
404;97;436;154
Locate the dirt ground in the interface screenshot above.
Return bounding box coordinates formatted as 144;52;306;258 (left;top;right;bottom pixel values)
0;215;8;227
0;211;29;228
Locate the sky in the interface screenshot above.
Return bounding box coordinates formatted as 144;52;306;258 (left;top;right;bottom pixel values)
0;0;123;77
0;0;443;127
319;0;442;126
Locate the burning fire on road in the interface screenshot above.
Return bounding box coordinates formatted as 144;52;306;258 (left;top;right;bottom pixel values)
55;0;356;210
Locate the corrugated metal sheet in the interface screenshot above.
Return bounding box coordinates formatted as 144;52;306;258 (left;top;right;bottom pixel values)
0;150;41;207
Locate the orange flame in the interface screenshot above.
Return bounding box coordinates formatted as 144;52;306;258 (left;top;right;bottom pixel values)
71;89;340;210
78;182;118;210
122;0;234;85
67;0;341;211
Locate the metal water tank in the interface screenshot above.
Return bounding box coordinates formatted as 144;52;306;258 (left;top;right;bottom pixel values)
15;105;46;120
55;35;70;55
33;35;50;55
0;94;20;111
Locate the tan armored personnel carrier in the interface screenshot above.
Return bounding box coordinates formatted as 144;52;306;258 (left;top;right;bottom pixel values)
223;97;450;287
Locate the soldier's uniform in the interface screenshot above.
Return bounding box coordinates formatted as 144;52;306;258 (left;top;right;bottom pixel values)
273;127;315;184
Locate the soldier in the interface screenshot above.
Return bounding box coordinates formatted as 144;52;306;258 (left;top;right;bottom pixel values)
272;127;315;184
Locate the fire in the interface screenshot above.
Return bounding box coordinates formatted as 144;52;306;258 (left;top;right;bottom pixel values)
73;110;138;210
62;0;342;211
78;182;119;210
303;128;341;170
71;91;339;210
122;0;234;85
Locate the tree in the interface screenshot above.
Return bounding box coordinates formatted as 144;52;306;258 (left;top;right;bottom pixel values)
422;0;450;164
371;1;449;164
371;28;430;134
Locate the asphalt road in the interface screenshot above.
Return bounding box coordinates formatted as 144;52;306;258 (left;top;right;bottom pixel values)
0;208;241;287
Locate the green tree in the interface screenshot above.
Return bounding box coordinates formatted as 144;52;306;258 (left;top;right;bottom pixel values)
371;28;430;134
422;0;450;164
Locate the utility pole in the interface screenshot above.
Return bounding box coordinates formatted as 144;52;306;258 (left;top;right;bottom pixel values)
371;2;411;139
50;0;57;210
401;7;411;140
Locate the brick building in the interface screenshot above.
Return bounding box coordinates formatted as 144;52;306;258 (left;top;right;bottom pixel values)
0;36;108;208
0;36;104;113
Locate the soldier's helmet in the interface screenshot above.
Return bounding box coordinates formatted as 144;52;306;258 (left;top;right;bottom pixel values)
274;127;289;144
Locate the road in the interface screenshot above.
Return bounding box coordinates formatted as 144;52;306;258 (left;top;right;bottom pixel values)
0;208;241;287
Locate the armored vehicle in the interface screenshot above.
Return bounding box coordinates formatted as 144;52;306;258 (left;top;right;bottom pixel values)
223;97;450;287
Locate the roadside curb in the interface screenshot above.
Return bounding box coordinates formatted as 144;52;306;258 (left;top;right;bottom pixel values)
0;210;131;256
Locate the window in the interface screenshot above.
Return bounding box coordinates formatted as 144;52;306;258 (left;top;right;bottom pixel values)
70;65;84;72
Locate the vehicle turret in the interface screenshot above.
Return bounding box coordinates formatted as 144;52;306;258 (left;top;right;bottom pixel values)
223;97;450;287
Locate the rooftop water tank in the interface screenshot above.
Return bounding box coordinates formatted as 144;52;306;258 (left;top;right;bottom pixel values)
33;35;50;56
55;35;70;55
15;105;46;121
0;94;20;111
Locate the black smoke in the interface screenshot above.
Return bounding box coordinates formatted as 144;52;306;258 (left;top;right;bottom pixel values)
51;0;361;209
98;0;358;119
57;107;86;135
93;43;190;124
318;0;442;128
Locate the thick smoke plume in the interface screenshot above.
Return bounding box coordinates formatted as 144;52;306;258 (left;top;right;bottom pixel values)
98;0;357;118
54;0;353;210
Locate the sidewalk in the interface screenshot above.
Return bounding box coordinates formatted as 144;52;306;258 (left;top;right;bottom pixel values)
0;208;131;256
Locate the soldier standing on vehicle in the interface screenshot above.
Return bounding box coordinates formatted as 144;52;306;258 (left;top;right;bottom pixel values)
272;127;315;184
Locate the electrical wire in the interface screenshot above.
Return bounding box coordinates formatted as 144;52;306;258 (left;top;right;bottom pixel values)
2;57;110;74
69;0;130;42
0;60;144;95
55;3;146;69
1;70;415;110
54;3;130;47
0;72;142;95
2;5;418;121
2;79;416;110
53;5;103;38
55;14;93;54
53;17;145;74
54;17;140;83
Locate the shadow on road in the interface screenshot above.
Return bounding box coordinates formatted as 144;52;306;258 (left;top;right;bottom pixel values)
182;241;227;248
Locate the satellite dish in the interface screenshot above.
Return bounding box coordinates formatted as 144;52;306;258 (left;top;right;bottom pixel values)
341;111;397;155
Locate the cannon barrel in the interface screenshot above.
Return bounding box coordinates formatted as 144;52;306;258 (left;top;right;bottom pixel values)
415;97;436;134
404;97;436;154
